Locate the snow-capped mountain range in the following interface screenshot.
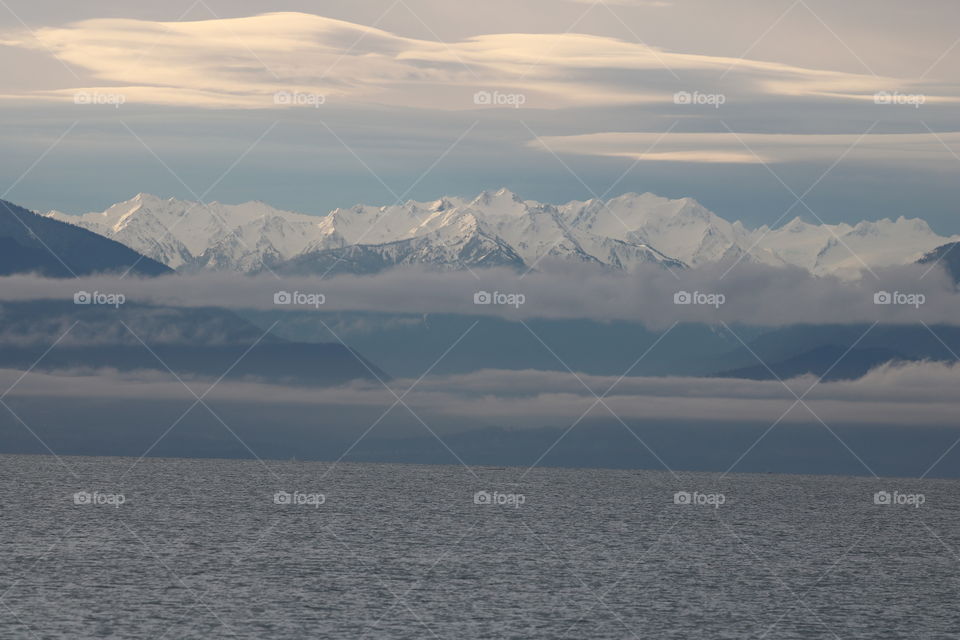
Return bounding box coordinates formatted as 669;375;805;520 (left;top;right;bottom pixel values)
44;190;958;278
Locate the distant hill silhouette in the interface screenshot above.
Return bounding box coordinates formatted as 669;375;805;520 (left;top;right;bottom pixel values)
715;344;908;381
918;241;960;284
0;199;170;277
0;301;389;386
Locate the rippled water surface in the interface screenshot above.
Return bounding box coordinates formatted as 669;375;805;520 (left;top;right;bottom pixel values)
1;454;958;638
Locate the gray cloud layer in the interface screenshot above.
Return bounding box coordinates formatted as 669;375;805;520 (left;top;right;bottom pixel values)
0;262;957;328
3;359;958;428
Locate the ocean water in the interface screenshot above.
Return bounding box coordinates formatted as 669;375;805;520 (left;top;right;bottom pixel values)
1;454;958;639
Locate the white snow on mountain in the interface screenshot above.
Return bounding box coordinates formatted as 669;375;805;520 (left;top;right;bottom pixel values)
45;194;331;271
45;190;959;277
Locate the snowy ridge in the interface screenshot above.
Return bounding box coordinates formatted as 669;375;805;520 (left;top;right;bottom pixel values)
45;190;959;277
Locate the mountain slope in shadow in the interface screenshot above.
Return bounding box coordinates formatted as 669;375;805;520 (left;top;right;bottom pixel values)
0;199;170;277
0;301;388;386
918;241;960;284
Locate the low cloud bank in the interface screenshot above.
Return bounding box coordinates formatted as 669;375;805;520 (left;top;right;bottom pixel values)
0;262;957;328
3;359;958;429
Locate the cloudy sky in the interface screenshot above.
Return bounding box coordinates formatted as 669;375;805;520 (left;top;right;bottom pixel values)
2;0;960;231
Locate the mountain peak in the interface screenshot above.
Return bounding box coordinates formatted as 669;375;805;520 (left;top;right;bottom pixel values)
469;188;527;217
39;189;958;278
782;216;814;232
431;197;454;212
129;193;166;205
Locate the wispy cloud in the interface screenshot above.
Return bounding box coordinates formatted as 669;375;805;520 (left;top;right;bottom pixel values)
529;130;960;165
0;11;936;110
